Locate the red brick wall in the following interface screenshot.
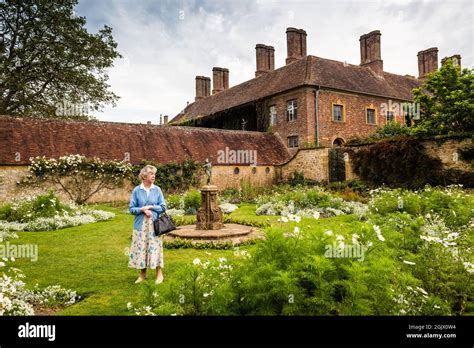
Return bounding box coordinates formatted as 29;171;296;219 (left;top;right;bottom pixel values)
265;87;313;152
316;89;407;147
265;87;410;150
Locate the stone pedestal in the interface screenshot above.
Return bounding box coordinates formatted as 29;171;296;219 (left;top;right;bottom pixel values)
196;185;223;230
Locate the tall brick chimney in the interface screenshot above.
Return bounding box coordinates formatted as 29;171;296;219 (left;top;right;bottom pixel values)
359;30;383;75
441;54;461;68
195;76;210;101
255;44;275;77
212;67;229;94
417;47;438;78
163;115;169;124
286;28;307;65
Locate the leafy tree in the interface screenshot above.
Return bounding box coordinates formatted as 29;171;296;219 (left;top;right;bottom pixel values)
412;58;474;135
371;121;411;140
0;0;121;119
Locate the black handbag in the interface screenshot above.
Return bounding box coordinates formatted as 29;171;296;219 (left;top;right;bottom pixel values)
153;212;176;236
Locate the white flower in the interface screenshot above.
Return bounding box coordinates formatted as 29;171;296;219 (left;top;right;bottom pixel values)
324;230;333;236
193;258;201;265
293;226;300;234
203;293;210;298
279;217;289;223
463;261;474;273
416;287;428;296
218;257;227;263
403;260;416;265
312;211;320;219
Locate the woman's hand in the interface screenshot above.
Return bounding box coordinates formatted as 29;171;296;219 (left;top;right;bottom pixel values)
143;209;153;218
140;205;154;212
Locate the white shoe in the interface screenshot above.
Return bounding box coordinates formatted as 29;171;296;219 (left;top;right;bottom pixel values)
134;276;146;284
155;275;164;284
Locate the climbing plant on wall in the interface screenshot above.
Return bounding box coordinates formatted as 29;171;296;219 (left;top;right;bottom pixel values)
131;159;203;193
351;138;445;188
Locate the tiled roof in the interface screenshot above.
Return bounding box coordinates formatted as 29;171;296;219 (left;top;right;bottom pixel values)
0;116;290;166
172;55;421;124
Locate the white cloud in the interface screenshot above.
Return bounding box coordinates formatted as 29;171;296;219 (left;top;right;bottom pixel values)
77;0;473;124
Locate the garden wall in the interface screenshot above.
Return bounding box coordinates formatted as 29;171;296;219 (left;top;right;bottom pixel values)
0;165;277;204
278;148;330;182
343;136;474;185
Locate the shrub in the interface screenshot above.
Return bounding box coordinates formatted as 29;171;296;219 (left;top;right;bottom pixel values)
0;191;71;223
371;121;412;140
166;194;184;210
183;190;201;214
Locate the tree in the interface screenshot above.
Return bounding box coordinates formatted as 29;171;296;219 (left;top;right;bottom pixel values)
0;0;121;119
412;58;474;135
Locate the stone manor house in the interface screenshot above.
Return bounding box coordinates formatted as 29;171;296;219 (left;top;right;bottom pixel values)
0;28;466;202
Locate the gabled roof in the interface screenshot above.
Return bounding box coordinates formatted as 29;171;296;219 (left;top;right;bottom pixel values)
172;55;422;124
0;116;290;166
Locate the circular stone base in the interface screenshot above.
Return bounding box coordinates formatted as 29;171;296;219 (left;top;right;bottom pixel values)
163;223;264;245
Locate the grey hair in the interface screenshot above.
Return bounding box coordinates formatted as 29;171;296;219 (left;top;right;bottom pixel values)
139;165;157;181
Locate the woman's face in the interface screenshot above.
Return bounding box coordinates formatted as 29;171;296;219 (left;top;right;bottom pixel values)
144;171;156;183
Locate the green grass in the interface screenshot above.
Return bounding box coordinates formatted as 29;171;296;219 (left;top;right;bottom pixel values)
6;203;359;315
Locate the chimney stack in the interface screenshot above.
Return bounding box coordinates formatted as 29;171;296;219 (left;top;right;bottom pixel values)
255;44;275;77
195;76;211;101
212;67;229;94
286;28;307;65
163;115;169;124
441;54;461;68
417;47;438;78
359;30;383;75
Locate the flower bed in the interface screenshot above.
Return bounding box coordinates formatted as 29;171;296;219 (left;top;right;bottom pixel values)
126;185;473;316
0;192;114;232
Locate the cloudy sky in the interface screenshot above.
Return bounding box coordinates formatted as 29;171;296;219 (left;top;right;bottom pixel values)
76;0;473;124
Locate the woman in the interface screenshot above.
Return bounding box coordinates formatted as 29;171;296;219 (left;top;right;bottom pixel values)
128;165;167;284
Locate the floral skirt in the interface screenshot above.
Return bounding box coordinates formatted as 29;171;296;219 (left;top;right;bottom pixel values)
128;218;164;269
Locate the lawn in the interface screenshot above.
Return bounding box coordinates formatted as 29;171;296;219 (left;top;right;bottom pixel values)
7;203;234;315
7;202;357;315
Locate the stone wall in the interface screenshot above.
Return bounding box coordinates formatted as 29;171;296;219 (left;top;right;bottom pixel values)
341;136;473;183
0;165;277;204
279;147;329;182
423;138;472;173
1;137;470;205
